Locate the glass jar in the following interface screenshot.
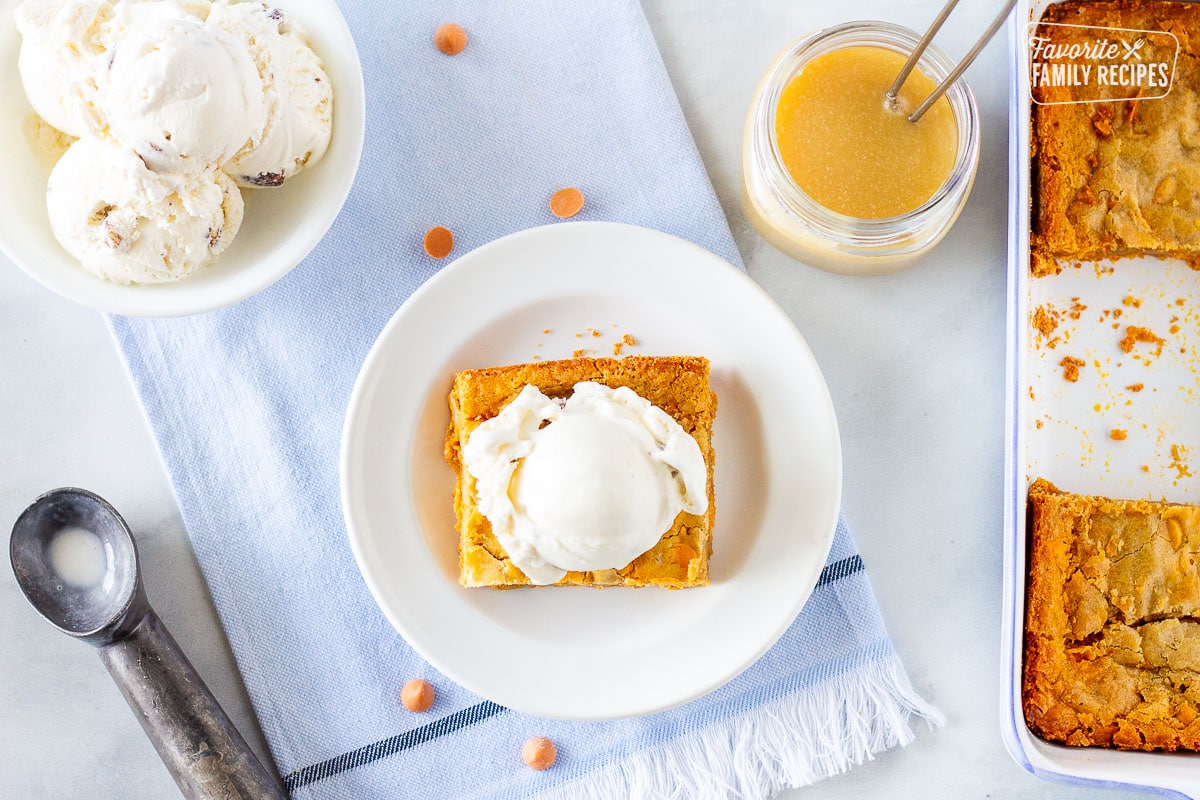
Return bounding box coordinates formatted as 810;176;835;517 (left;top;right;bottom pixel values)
741;21;980;275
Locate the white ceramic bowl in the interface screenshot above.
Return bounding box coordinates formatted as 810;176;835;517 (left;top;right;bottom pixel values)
0;0;365;317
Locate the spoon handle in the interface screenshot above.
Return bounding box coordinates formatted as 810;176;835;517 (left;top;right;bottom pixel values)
98;610;287;800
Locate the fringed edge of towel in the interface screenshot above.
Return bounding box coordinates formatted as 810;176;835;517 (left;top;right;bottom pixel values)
547;652;944;800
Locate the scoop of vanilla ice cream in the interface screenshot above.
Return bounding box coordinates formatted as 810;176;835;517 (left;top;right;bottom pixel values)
99;12;264;172
462;382;709;585
15;0;112;137
207;0;332;187
513;411;681;571
47;136;243;284
96;0;211;46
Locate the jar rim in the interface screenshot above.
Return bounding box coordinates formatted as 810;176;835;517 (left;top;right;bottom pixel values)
751;20;981;246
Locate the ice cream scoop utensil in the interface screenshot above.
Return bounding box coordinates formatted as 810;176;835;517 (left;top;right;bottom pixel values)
9;488;286;800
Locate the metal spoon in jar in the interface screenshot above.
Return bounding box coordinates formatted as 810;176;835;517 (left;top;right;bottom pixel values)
9;487;286;800
887;0;1018;122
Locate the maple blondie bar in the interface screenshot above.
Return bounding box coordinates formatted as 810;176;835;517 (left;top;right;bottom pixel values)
444;356;716;589
1031;1;1200;275
1024;478;1200;750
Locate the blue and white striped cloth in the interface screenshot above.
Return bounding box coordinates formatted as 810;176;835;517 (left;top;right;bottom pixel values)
109;1;941;797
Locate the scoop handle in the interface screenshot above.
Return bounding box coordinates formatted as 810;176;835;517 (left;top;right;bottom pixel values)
98;610;286;800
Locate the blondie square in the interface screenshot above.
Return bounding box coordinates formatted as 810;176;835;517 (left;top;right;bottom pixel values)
444;356;717;588
1031;1;1200;275
1023;478;1200;750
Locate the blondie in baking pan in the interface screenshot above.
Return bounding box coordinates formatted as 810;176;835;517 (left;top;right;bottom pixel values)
1004;0;1200;795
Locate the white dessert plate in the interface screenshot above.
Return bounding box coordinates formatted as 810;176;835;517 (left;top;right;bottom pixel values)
0;0;364;317
341;222;842;720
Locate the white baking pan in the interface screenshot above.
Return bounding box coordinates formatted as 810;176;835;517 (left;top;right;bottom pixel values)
1002;1;1200;796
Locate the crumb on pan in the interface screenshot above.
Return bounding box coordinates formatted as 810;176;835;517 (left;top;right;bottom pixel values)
1119;326;1164;359
1060;356;1086;382
1169;444;1192;481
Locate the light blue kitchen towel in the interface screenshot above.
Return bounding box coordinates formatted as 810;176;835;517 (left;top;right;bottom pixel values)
108;1;943;797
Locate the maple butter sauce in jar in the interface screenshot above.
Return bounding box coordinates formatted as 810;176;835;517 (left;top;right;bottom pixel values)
742;22;980;275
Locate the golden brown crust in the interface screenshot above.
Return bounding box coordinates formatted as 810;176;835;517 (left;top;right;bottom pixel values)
1024;478;1200;750
444;356;717;589
1031;1;1200;273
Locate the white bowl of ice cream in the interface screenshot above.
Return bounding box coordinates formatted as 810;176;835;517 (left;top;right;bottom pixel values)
0;0;364;317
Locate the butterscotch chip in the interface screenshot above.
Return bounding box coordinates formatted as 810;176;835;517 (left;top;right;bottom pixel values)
522;737;556;770
1110;428;1127;441
401;679;435;712
549;187;584;219
434;23;467;55
424;226;454;259
667;543;698;567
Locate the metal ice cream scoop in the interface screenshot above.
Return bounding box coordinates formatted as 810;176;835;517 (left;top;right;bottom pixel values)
9;488;286;800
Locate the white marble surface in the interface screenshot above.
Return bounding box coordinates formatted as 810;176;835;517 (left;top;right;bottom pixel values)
0;0;1156;798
